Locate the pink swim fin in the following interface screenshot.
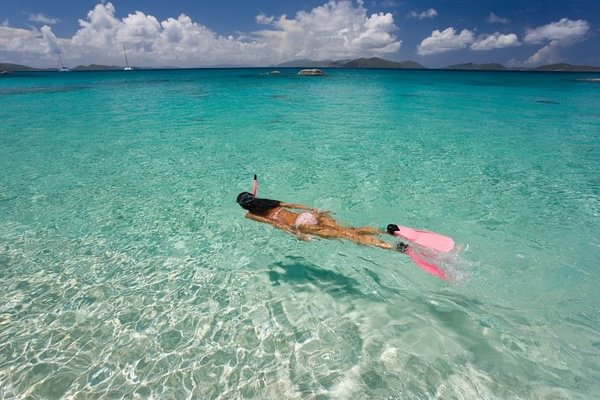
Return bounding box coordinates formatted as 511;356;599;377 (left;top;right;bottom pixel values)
405;247;448;281
388;224;455;253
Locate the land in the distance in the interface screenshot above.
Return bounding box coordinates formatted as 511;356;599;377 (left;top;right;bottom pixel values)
2;57;600;72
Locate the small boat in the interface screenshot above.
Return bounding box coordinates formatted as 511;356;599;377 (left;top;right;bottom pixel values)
123;45;133;71
298;68;324;76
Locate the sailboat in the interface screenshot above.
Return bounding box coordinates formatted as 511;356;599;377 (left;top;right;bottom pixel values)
58;53;70;72
123;45;133;71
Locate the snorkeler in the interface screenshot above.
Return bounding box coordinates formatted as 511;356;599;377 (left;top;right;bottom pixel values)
236;191;393;249
236;176;453;280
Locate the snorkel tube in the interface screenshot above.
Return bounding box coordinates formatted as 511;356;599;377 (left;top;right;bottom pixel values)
252;174;258;196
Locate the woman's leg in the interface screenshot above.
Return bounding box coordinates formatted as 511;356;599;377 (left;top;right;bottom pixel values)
301;226;393;250
350;226;383;235
347;233;393;249
318;214;382;236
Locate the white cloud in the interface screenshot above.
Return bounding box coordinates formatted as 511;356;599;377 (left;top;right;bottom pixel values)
0;25;41;52
523;18;590;66
417;27;474;55
471;32;520;50
2;19;9;27
417;25;520;55
0;1;401;67
407;8;437;20
0;25;59;67
71;3;121;48
41;25;61;54
29;13;60;25
524;18;589;45
526;40;562;65
487;13;509;24
67;4;256;66
255;0;400;61
256;14;274;25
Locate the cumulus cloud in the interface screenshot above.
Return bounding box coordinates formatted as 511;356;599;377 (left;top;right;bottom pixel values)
407;8;437;20
256;14;274;25
71;3;122;48
254;0;400;61
0;25;59;67
65;4;258;66
418;26;520;55
0;1;401;67
523;18;590;65
29;13;60;25
417;27;474;55
0;25;40;51
487;13;509;24
41;25;61;54
524;18;589;45
471;32;520;50
526;41;562;65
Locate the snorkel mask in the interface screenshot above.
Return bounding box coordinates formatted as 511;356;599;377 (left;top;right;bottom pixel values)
236;175;258;210
236;192;254;209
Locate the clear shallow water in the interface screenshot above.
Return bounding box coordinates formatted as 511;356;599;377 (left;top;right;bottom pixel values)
0;68;599;399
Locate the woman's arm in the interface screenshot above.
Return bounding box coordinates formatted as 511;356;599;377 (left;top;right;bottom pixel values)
279;202;313;211
280;202;331;215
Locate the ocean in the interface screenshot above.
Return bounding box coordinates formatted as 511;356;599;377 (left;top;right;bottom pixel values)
1;68;599;398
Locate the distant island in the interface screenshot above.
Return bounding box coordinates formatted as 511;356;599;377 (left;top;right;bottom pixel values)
446;62;600;72
276;57;425;69
278;57;600;72
2;57;600;73
0;63;127;72
1;63;53;72
447;63;508;71
71;64;124;71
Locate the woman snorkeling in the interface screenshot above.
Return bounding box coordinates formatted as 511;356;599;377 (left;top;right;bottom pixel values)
236;191;393;249
236;176;455;281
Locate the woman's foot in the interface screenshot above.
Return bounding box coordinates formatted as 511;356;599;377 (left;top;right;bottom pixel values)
396;242;409;253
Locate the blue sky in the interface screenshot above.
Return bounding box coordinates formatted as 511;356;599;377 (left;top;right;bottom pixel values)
1;0;598;68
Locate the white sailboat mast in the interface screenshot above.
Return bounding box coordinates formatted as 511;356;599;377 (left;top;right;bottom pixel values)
123;45;132;71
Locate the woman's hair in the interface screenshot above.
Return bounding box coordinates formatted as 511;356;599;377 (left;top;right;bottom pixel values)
236;192;281;215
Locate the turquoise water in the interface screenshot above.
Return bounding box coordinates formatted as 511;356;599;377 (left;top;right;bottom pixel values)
1;68;599;398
